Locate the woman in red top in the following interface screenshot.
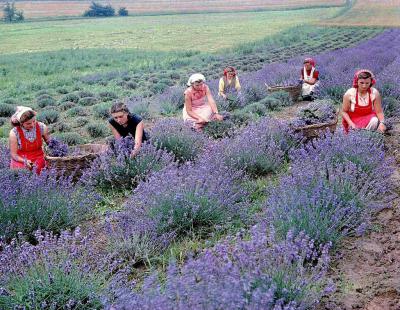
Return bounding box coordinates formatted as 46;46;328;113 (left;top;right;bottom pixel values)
9;106;50;173
301;58;319;101
342;70;386;133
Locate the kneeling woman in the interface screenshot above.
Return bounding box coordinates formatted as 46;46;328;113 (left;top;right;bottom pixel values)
108;101;149;157
9;106;50;173
342;69;386;133
183;73;223;130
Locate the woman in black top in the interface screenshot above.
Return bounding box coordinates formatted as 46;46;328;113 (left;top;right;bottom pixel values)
108;101;148;157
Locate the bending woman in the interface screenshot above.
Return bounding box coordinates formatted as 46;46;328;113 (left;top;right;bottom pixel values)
301;58;319;101
218;66;241;99
342;69;386;133
9;106;50;173
108;101;149;157
183;73;223;130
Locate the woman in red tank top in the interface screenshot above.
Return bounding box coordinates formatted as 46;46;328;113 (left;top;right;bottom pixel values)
9;106;50;174
342;70;386;133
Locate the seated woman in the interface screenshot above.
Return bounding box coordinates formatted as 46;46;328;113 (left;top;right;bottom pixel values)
183;73;223;130
218;66;241;99
9;106;50;173
301;58;319;101
342;69;386;133
108;101;149;157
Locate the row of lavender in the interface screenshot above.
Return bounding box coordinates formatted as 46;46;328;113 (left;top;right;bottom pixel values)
1;116;393;309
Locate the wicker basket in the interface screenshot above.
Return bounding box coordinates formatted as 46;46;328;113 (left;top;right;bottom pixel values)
267;84;302;102
46;143;108;179
292;115;338;139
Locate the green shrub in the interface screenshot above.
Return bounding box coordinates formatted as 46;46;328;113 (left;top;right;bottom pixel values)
79;97;98;106
230;110;254;126
78;90;95;98
86;122;108;138
53;132;84;145
75;117;89;127
0;103;15;117
49;122;71;133
56;87;69;94
36;89;50;97
66;106;88;117
243;102;268;116
93;103;111;119
1;264;104;310
36;109;59;125
3;98;16;105
60;93;80;103
37;94;56;108
98;91;117;101
59;101;76;111
0;117;7;126
268;90;293;107
203;120;235;139
118;7;128;16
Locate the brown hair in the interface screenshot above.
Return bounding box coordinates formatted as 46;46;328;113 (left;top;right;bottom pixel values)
110;101;130;114
11;110;36;127
357;71;372;80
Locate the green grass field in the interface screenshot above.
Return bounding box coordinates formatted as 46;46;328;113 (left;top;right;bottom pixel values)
0;7;341;55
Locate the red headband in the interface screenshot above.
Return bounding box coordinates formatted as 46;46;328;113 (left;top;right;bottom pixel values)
303;58;315;67
352;69;376;88
223;67;236;77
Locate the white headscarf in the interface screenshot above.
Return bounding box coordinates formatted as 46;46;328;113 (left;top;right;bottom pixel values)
187;73;206;86
11;106;34;123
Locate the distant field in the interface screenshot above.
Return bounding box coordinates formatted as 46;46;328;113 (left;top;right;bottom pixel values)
0;7;341;55
320;0;400;27
0;0;345;18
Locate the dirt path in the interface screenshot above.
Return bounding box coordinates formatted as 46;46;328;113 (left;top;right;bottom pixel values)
319;119;400;310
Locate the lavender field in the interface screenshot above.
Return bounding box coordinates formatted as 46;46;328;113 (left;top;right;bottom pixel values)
1;9;400;310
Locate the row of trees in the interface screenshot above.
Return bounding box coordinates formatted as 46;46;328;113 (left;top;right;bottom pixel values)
2;1;128;23
83;2;128;17
3;2;24;23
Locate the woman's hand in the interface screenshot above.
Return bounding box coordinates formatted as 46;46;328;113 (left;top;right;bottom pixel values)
349;123;357;130
130;148;139;158
196;117;208;124
378;122;386;133
213;113;223;121
25;159;34;169
221;93;227;100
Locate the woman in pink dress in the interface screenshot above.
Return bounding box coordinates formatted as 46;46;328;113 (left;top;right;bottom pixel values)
183;73;223;130
342;69;386;133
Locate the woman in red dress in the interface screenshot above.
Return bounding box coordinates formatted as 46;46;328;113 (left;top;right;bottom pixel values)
9;106;50;173
342;69;386;133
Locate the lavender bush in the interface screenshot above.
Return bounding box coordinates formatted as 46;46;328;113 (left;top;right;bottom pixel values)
0;143;10;169
266;162;379;247
0;169;100;241
150;118;209;162
207;117;299;177
46;137;69;157
82;138;174;192
109;224;331;309
266;130;393;246
109;159;248;263
156;85;185;116
291;100;337;127
0;228;107;309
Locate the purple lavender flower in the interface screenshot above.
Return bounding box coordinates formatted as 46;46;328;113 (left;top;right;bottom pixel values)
47;138;69;157
109;225;331;309
149;118;209;162
0;143;10;170
0;168;100;240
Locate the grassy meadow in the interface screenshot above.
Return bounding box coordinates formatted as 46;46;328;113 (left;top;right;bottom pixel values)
0;7;342;54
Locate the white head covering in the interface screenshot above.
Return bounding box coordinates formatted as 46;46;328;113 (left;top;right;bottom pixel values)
187;73;206;86
11;106;34;123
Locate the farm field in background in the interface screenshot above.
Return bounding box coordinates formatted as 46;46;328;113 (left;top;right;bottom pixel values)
320;0;400;27
0;0;345;18
0;7;342;55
